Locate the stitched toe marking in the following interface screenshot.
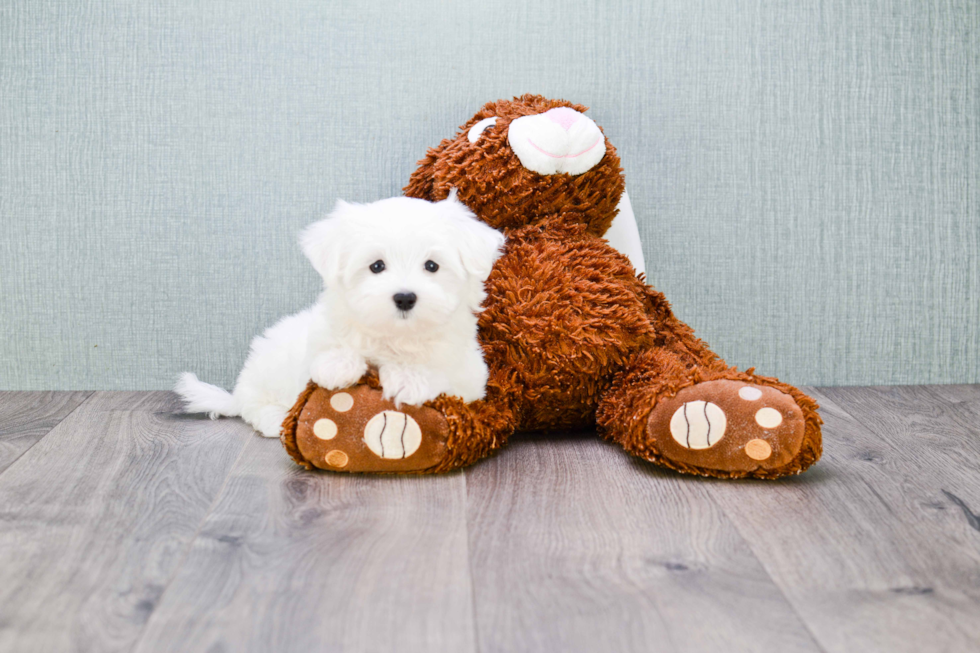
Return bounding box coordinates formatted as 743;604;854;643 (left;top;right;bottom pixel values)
669;401;727;449
363;411;422;459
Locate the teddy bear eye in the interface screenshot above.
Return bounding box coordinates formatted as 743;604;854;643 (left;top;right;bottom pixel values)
424;260;439;273
369;260;385;273
467;117;497;143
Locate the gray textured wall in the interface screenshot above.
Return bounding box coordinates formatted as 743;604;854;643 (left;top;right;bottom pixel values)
1;0;978;391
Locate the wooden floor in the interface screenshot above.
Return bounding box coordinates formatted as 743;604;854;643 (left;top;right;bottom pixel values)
1;386;979;652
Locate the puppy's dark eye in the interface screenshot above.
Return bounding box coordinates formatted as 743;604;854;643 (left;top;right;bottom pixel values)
369;260;385;274
424;260;439;273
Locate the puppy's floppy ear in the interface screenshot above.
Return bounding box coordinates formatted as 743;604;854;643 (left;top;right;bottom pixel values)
301;199;353;284
441;189;505;281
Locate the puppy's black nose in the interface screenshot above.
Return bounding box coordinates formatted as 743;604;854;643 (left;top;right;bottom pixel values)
393;292;417;311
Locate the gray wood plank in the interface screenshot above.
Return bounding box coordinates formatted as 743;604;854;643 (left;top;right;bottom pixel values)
820;384;980;478
0;391;253;653
701;386;980;653
926;384;980;472
926;383;980;406
0;391;92;473
822;384;980;528
464;431;821;653
134;437;476;653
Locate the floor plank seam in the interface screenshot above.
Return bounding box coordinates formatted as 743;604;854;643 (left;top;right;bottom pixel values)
0;391;95;478
816;387;980;520
721;527;828;652
812;388;923;463
704;485;830;653
128;427;254;653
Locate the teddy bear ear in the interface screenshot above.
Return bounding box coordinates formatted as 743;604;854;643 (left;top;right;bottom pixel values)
441;190;505;281
404;144;445;200
300;199;353;284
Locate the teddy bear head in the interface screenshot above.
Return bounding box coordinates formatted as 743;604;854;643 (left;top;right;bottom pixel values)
404;94;625;236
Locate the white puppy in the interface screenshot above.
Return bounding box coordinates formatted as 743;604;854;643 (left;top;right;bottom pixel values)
175;194;505;437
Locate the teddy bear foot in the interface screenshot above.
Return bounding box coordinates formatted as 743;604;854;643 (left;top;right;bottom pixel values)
646;380;806;477
283;383;450;473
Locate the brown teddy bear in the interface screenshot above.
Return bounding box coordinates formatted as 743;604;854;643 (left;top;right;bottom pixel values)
281;94;822;479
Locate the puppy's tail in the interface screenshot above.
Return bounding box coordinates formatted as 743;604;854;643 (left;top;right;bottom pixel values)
174;372;240;419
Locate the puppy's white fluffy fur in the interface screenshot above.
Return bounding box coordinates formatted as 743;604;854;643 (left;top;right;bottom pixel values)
176;194;505;437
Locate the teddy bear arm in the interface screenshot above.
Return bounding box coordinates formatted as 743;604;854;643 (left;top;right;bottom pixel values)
424;384;521;472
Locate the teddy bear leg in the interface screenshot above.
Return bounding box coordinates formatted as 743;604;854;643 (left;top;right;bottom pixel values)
280;376;519;474
596;349;822;479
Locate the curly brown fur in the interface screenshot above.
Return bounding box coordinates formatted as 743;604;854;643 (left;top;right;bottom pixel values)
476;219;659;429
282;94;822;479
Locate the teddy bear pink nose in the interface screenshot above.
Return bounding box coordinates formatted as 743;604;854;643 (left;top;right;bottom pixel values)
543;107;581;131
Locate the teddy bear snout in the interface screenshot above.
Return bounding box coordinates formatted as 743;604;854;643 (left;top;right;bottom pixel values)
507;107;607;177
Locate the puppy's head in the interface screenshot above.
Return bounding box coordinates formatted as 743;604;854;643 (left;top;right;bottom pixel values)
301;194;505;334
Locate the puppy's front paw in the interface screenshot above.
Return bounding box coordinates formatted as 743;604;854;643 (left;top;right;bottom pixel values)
379;365;442;407
310;349;368;390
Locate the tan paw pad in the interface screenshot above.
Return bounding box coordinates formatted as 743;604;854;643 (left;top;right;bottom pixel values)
755;407;783;428
325;450;349;467
313;418;337;440
738;386;762;401
744;439;772;461
330;392;354;412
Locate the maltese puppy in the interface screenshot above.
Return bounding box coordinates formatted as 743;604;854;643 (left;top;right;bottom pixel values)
175;193;505;437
